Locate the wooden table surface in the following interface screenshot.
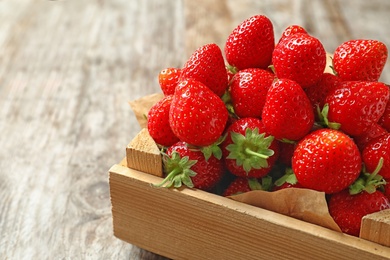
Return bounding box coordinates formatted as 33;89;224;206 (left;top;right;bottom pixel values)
1;0;389;259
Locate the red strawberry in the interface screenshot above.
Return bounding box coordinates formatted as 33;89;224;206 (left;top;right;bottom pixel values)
155;141;224;191
384;181;390;201
292;129;361;194
158;68;181;96
277;25;308;45
278;142;296;166
222;117;279;178
229;68;275;118
378;98;390;131
225;15;275;70
223;177;252;196
272;33;326;88
329;190;390;236
223;177;271;196
333;39;388;82
262;78;314;141
325;81;389;136
354;123;388;151
362;134;390;179
180;43;228;97
169;79;228;147
304;73;341;118
147;95;179;147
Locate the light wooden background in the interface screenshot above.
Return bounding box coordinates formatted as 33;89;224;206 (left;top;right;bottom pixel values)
1;0;389;259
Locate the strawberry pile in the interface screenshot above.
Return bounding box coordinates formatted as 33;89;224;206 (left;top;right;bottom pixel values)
146;14;390;237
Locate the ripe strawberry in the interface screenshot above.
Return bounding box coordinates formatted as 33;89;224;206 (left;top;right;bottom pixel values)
158;68;181;96
325;81;389;136
223;177;252;196
354;123;387;151
225;15;275;70
262;79;314;141
229;68;275;118
147;95;179;147
362;134;390;179
292;129;361;194
277;142;296;166
180;43;228;97
155;141;224;191
277;25;308;45
304;73;341;118
384;181;390;201
333;39;388;82
223;177;271;196
272;33;326;88
378;98;390;131
329;190;390;236
169;79;228;147
222;117;279;178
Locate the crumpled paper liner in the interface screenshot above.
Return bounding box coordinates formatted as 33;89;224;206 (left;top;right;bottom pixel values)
129;93;342;233
229;188;341;232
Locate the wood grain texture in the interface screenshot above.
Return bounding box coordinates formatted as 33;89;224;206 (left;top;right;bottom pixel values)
0;0;389;259
110;163;390;260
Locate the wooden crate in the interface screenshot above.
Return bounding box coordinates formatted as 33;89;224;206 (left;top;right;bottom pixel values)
109;130;390;260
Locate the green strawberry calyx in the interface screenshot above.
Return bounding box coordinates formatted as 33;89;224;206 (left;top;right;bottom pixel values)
315;103;341;130
187;134;226;161
226;128;275;173
274;168;298;187
349;157;386;195
153;151;197;188
247;176;273;192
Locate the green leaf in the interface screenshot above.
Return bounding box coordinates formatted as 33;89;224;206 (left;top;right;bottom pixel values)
248;178;263;191
153;151;198;189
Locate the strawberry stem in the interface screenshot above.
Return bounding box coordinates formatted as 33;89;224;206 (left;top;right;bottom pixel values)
244;148;271;159
349;157;385;195
226;128;275;173
153;152;197;189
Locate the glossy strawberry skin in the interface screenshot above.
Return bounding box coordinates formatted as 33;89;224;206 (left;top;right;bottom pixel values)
384;181;390;201
333;39;388;82
272;33;326;88
158;68;181;96
147;95;179;147
222;117;279;178
278;142;296;166
223;177;252;196
230;68;275;118
329;190;390;237
262;79;314;141
169;79;228;147
167;142;224;191
325;81;389;136
225;15;275;70
304;73;341;117
379;98;390;131
277;25;308;45
180;43;228;97
292;129;361;194
362;133;390;179
354;123;388;152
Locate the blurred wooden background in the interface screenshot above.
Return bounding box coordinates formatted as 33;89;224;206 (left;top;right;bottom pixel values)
1;0;389;259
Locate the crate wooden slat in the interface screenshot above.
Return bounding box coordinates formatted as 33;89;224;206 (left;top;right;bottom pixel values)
109;161;390;260
126;128;163;177
360;209;390;247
